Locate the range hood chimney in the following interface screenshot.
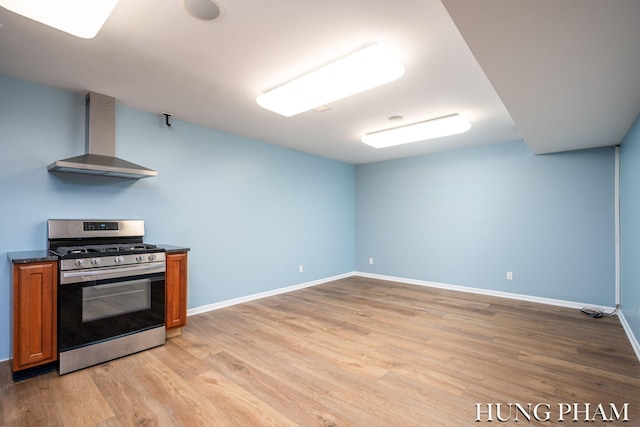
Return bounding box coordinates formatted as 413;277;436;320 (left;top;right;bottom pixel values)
48;92;158;179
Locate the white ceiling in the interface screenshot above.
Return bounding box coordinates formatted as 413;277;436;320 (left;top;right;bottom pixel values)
442;0;640;155
0;0;638;164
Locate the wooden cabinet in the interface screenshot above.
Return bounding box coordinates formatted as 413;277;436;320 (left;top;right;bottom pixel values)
165;251;188;331
12;261;58;372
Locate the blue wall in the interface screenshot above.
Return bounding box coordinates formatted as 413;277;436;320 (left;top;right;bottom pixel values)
0;73;629;363
620;113;640;347
355;141;615;305
0;75;355;361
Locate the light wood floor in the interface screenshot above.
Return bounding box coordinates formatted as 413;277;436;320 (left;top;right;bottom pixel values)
2;276;639;426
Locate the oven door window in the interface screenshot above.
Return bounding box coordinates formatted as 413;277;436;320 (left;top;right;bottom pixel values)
58;273;165;352
82;279;151;322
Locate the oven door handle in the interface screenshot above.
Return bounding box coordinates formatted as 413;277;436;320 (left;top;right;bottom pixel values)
61;262;166;284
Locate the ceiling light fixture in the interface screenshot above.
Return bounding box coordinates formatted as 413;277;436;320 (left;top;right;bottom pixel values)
256;43;404;117
362;114;471;148
0;0;119;39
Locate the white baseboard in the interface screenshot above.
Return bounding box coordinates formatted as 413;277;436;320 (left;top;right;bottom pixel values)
187;271;356;316
355;271;616;311
618;311;640;362
187;270;612;316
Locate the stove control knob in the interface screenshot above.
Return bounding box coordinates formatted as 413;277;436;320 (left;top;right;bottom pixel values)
91;258;102;266
75;259;85;267
149;254;157;261
114;256;125;264
136;255;146;262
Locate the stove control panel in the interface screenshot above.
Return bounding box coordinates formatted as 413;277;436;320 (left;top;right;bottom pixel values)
60;252;166;271
84;221;119;231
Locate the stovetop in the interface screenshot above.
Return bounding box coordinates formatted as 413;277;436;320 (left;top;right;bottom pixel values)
52;243;159;258
48;219;163;260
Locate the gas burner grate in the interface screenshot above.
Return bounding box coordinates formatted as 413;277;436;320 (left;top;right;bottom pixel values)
54;243;158;256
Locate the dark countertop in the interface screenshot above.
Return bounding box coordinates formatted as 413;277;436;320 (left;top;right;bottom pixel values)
8;245;189;264
155;244;190;253
7;250;58;264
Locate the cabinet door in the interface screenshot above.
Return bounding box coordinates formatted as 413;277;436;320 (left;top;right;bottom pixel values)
13;262;58;371
166;252;188;330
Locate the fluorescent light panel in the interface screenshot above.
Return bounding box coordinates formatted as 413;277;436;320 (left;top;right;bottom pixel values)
362;114;471;148
257;43;404;117
0;0;119;38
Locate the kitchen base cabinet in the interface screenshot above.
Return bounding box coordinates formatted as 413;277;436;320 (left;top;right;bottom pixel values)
11;261;58;379
165;251;188;335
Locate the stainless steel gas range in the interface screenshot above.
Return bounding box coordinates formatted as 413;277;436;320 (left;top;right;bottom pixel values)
48;219;166;374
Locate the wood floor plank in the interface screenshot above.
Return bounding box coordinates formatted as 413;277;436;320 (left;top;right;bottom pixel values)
49;369;115;426
204;351;343;427
187;369;298;427
1;371;60;426
1;276;639;426
86;352;175;426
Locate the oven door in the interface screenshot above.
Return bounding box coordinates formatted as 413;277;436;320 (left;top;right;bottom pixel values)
58;269;165;352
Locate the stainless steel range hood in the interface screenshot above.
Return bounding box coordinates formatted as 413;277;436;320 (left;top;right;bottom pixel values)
48;92;157;179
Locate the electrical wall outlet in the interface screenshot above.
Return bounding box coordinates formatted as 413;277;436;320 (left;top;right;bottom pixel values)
299;265;304;273
369;257;374;265
506;271;513;280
